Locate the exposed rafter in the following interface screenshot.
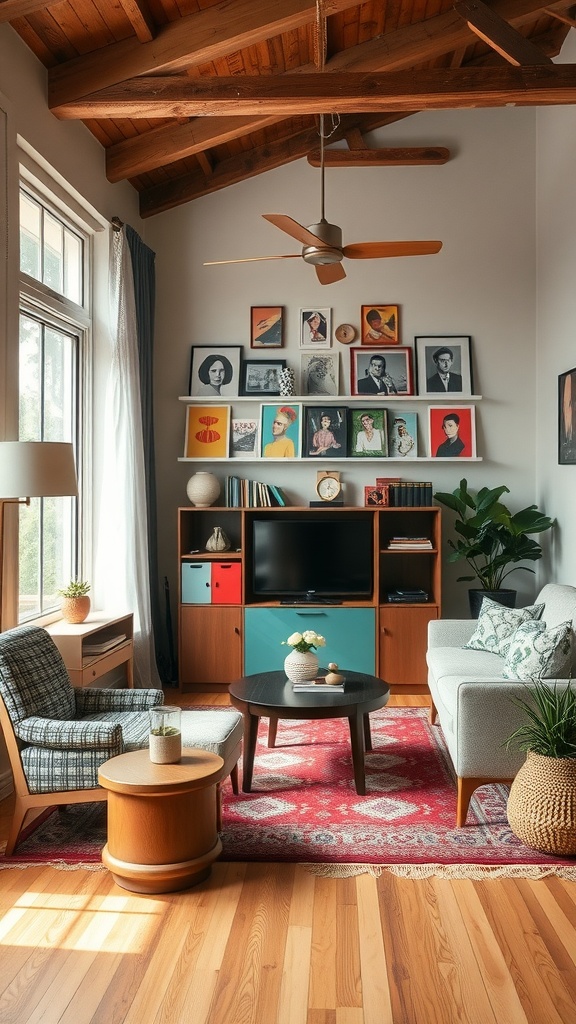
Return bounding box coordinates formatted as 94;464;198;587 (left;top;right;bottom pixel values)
454;0;553;63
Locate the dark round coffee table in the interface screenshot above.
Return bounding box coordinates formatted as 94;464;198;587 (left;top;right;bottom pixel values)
229;670;390;796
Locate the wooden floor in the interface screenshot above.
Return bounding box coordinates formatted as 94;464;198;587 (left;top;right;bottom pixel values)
1;692;576;1024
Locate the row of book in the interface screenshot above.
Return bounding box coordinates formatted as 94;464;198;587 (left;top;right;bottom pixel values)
366;478;434;507
225;475;289;508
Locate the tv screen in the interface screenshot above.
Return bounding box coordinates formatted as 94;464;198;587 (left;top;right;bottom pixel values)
252;516;373;599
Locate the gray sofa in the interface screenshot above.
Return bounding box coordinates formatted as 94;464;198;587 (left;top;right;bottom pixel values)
426;583;576;826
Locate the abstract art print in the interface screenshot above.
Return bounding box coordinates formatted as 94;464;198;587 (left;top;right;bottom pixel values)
184;405;230;458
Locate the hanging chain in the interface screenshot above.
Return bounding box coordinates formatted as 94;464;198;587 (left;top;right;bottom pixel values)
315;0;340;221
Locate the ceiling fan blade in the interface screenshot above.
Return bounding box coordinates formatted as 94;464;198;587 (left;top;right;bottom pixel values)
315;262;346;285
204;254;301;266
343;241;443;259
263;214;328;247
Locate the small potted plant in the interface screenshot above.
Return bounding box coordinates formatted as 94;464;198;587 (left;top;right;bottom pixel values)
505;679;576;855
57;579;91;623
434;478;555;616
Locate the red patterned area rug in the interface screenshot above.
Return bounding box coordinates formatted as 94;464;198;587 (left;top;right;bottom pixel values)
2;708;576;879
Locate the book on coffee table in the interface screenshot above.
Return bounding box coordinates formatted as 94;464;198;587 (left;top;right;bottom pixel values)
292;678;345;692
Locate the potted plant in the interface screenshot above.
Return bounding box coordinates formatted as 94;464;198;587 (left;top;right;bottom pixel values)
434;479;555;616
505;679;576;855
57;579;91;623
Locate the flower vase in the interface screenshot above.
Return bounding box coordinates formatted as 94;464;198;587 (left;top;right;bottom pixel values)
284;649;319;683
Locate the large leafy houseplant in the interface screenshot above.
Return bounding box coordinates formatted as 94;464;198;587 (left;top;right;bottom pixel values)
434;479;555;592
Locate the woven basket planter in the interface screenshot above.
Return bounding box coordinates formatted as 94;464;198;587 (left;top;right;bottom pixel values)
507;750;576;856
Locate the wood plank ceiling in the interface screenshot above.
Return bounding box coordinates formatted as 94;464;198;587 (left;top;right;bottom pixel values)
2;0;574;217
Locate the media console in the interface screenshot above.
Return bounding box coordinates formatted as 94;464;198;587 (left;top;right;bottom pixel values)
177;505;441;697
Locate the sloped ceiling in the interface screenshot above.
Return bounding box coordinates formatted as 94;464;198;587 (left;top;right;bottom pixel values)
2;0;574;216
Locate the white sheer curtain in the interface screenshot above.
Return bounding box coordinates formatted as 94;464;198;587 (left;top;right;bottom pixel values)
96;227;160;688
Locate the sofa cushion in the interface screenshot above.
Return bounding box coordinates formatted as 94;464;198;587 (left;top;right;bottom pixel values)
464;598;544;657
502;619;573;681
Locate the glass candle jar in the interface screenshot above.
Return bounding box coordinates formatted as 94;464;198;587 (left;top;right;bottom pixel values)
149;705;182;764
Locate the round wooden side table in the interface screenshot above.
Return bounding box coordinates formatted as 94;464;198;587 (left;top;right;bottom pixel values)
98;747;225;894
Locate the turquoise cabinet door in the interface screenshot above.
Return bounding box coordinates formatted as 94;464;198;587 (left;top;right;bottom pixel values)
244;607;376;676
181;562;212;604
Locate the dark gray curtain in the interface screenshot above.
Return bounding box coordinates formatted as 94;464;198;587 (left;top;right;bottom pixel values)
126;225;175;683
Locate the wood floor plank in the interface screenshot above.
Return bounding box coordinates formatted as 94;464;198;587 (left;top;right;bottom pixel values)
277;866;315;1024
356;873;393;1024
309;876;338;1010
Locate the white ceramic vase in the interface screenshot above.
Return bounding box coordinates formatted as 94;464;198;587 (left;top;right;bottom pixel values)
186;472;220;508
284;649;319;683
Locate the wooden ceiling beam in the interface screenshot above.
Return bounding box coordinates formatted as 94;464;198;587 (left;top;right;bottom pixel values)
544;4;576;25
51;67;576;119
139;113;411;216
0;0;52;23
454;0;553;64
306;146;451;166
118;0;156;43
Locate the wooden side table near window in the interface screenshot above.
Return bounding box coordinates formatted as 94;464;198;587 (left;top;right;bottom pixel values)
45;612;134;688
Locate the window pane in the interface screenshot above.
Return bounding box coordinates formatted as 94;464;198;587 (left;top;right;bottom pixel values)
19;314;42;441
19;192;41;280
64;229;82;304
19;498;41;619
44;211;64;293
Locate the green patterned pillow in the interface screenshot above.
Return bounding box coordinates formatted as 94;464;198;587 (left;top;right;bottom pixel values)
464;598;544;657
502;619;573;681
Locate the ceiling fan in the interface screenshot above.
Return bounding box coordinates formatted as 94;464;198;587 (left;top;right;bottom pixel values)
204;115;443;285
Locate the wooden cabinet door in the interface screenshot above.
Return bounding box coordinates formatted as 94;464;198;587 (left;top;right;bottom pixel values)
379;605;438;691
179;606;242;688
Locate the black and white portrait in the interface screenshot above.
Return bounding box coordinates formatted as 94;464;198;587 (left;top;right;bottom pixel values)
415;336;473;396
189;346;242;398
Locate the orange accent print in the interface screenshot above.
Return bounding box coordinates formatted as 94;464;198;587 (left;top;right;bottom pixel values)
195;414;222;444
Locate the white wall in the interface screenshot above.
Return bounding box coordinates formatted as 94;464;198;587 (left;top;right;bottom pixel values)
536;31;576;589
145;104;539;615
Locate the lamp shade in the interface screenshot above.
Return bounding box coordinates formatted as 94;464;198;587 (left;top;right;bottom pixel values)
0;442;78;499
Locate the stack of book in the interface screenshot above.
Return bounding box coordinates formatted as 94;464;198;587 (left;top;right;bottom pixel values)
225;476;288;508
292;678;345;692
387;588;429;603
387;536;433;550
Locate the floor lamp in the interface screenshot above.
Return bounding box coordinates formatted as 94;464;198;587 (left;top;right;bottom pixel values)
0;442;79;632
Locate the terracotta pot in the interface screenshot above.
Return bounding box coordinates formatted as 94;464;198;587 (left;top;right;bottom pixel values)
61;595;91;624
507;750;576;856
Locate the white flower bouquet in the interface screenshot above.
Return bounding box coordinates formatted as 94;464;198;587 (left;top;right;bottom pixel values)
281;630;326;653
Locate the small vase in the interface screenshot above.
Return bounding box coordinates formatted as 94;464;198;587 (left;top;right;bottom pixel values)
507;750;576;855
61;596;91;624
149;706;182;764
284;649;319;683
186;472;220;508
278;366;296;396
205;526;230;552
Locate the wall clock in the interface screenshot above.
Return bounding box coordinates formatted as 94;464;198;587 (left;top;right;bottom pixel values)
335;323;356;345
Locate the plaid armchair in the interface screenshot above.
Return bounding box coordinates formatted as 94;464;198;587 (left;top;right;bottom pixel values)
0;624;163;854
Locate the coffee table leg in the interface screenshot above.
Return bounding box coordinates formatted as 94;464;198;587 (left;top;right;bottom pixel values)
268;714;278;747
241;712;259;792
363;713;372;752
348;712;366;796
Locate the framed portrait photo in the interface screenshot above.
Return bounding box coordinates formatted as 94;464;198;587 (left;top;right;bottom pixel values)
361;305;399;345
304;406;347;458
260;403;303;459
184;405;230;459
300;351;339;396
387;409;418;458
428;405;476;459
188;345;242;398
231;417;259;458
241;359;286;397
415;335;473;396
559;366;576;465
350;347;414;397
349;407;388;458
250;306;283;348
300;308;331;348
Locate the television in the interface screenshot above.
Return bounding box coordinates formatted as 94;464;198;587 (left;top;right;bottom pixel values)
251;515;373;601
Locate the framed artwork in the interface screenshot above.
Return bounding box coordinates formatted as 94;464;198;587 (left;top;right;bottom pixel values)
184;405;230;459
231;417;259;458
300;351;339;396
250;306;283;348
300;308;331;348
241;359;286;397
361;305;399;345
260;403;303;459
304;406;347;458
387;409;418;458
415;335;473;396
428;405;476;458
364;485;388;506
188;345;242;398
559;366;576;464
350;347;414;397
349;407;388;458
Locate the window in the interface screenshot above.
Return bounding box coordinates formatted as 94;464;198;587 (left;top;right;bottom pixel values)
18;185;90;622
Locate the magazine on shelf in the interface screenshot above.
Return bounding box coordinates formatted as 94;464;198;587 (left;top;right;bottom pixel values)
83;634;127;656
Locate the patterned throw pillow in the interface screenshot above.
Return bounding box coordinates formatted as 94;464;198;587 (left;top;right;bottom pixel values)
502;619;573;681
464;597;545;657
